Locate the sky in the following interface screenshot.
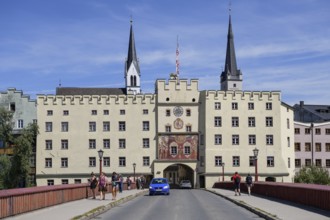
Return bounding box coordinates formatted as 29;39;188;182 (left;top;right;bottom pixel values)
0;0;329;106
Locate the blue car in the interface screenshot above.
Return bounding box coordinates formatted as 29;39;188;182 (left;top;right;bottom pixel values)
149;178;170;196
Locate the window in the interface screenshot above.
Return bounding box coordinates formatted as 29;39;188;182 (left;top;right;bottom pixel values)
10;102;16;111
119;157;126;166
184;146;191;155
266;117;273;127
103;139;110;149
249;156;255;166
287;137;290;147
326;129;330;135
248;117;255;127
326;143;330;152
91;110;97;115
165;125;171;132
215;134;222;145
232;117;239;127
171;146;178;155
46;122;52;132
103;121;110;131
326;159;330;168
249;135;256;145
143;157;150;166
61;122;69;132
89;122;96;132
315;128;321;135
63;110;69;115
215;102;221;110
305;143;311;151
119;121;126;131
214;117;222;127
266;102;272;110
143;121;150;131
295;159;301;168
232;102;238;110
186;109;191;116
248;103;254;110
166;109;171;117
305;128;311;134
143;138;150;148
287;119;290;129
266;135;273;145
294;128;300;134
47;180;54;186
233;156;240;167
120;109;125;115
215;156;222;166
62;179;69;184
18;119;24;128
232;135;239;145
61;158;68;168
186;125;192;132
267;156;274;167
45;158;52;168
103;110;109;115
61;139;68;149
89;157;96;167
288;157;291;168
143;109;148;115
104;157;110;167
294;143;301;151
89;139;96;149
315;143;321;152
119;139;126;149
46;140;52;150
47;110;53;116
305;159;311;166
315;159;322;167
29;155;36;167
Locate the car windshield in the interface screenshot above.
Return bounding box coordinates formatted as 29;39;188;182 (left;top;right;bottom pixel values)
152;179;167;184
182;180;190;183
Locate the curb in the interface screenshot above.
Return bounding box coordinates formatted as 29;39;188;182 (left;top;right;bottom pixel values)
71;190;147;220
205;189;281;220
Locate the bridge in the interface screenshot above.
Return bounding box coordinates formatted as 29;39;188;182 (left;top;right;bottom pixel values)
1;182;329;219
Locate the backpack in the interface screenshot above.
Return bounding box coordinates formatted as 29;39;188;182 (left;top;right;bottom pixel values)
246;176;252;184
235;176;240;184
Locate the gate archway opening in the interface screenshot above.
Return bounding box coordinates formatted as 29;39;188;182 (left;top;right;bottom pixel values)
163;164;194;188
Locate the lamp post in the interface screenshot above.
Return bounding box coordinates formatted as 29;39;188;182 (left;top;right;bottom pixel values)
98;149;104;175
253;148;259;182
310;123;314;166
221;162;225;182
133;163;136;182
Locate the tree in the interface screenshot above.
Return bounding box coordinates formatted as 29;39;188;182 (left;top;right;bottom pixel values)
0;107;14;147
0;155;12;189
294;165;330;185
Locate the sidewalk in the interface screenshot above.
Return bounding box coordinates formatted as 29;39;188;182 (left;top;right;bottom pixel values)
6;189;148;220
206;188;330;220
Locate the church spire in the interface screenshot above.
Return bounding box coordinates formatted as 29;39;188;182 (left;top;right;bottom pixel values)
125;18;141;94
220;9;243;91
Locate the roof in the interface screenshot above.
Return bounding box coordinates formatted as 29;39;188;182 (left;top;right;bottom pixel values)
293;101;330;122
56;87;126;96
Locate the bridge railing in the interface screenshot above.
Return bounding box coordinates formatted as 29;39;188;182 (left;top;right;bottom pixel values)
0;182;135;218
213;181;330;211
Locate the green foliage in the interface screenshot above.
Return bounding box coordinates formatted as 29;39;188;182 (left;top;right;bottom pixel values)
294;165;330;185
0;107;14;146
0;155;12;189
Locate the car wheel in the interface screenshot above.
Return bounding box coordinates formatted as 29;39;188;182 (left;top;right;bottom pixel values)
149;192;153;196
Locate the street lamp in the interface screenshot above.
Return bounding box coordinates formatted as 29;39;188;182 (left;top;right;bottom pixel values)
253;148;259;182
133;163;136;182
221;162;225;182
98;149;104;175
310;123;314;166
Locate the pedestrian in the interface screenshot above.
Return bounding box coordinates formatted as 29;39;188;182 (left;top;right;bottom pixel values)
118;174;123;193
89;172;98;199
245;173;253;196
140;175;145;189
127;176;131;190
98;172;108;200
136;177;141;189
232;172;241;196
111;172;118;200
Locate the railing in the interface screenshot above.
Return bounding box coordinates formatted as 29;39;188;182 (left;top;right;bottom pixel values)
213;181;330;211
0;182;135;219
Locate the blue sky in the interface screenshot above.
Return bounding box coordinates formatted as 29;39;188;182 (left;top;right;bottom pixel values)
0;0;329;105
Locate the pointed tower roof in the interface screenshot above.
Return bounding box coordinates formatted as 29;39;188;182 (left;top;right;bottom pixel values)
221;14;242;82
126;19;140;74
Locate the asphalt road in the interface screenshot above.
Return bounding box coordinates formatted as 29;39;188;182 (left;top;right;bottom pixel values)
94;189;264;220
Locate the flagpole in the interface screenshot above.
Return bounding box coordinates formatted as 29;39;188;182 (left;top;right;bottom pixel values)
176;35;179;77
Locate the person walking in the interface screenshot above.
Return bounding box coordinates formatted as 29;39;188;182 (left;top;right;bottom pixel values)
118;174;123;193
232;172;241;196
245;173;253;196
89;172;98;199
98;172;107;200
111;172;118;200
127;176;131;190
